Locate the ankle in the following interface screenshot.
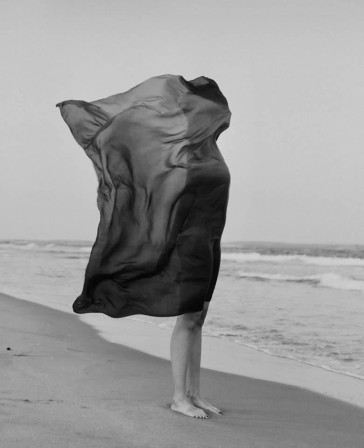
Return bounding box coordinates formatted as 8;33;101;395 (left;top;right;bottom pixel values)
173;392;188;403
187;389;200;399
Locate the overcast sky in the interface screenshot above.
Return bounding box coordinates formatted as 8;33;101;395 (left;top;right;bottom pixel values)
1;0;363;244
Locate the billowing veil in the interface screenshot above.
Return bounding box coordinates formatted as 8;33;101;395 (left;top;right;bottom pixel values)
57;74;231;318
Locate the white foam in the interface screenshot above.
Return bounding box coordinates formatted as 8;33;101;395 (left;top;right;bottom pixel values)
78;247;92;253
222;252;364;266
318;272;364;292
237;271;364;292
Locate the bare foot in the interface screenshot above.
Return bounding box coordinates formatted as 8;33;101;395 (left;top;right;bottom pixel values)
187;393;223;415
171;397;210;419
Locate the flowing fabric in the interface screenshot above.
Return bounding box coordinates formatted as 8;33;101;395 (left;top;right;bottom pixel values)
57;74;231;318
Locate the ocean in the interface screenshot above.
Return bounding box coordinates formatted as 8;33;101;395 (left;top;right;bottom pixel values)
0;239;363;381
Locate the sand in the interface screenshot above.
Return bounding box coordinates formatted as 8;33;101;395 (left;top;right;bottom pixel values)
1;292;364;448
81;312;364;409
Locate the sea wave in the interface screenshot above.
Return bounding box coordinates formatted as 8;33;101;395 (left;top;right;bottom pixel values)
0;241;92;254
222;252;364;266
0;242;38;250
78;247;92;253
237;271;364;292
202;330;364;381
2;240;364;267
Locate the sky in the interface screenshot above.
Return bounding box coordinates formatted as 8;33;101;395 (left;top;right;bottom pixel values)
1;0;364;245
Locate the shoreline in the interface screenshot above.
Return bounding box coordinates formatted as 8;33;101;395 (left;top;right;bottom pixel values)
1;292;364;447
1;288;364;410
80;312;364;410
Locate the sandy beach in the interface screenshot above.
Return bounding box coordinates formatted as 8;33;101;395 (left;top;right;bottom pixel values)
1;292;364;448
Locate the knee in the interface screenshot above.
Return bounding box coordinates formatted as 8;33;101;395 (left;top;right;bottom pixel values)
178;309;207;331
195;311;207;328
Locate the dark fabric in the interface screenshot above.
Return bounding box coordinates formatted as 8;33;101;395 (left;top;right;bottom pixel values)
57;74;231;318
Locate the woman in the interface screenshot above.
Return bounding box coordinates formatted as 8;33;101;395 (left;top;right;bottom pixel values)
57;74;231;419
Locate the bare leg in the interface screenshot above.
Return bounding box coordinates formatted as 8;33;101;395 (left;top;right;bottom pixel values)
186;301;223;415
186;311;203;397
170;312;210;419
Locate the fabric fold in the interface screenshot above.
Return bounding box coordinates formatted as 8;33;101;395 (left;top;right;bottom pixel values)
57;74;231;318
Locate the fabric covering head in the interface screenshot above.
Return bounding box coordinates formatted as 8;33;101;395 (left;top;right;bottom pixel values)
57;74;231;318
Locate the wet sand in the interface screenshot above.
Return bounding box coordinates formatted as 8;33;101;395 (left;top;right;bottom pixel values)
1;292;364;448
